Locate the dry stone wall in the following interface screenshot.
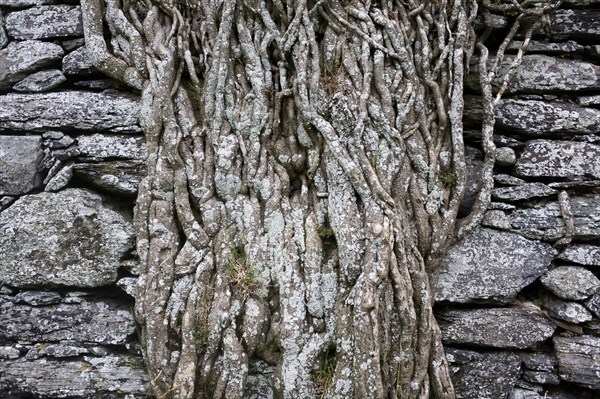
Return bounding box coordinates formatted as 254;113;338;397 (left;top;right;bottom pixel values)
1;1;600;398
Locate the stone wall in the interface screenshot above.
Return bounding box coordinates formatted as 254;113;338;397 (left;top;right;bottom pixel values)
0;1;599;398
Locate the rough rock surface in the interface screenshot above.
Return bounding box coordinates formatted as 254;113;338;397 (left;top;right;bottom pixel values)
446;348;522;399
0;91;141;133
62;46;96;75
437;307;556;348
493;183;556;202
584;294;600;318
509;195;600;241
0;354;150;398
550;9;600;41
76;134;147;160
554;335;600;389
14;290;61;306
0;189;134;288
74;161;144;196
0;0;56;6
0;40;64;90
516;140;600;179
436;228;555;304
542;295;593;324
0;11;7;50
464;97;600;137
496;147;517;166
5;5;83;40
540;266;600;300
558;245;600;266
0;135;44;196
12;69;66;92
0;295;134;344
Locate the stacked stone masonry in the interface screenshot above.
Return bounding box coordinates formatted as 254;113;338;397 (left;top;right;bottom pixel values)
0;1;600;398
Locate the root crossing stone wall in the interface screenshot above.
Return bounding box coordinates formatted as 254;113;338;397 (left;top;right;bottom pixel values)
1;1;600;398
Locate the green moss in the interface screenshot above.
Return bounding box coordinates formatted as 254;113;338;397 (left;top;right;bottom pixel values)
440;173;458;187
317;225;334;239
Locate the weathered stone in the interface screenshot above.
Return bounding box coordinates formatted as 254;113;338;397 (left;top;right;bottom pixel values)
516;140;600;179
12;69;66;92
0;295;134;344
0;11;8;50
74;161;145;196
35;343;89;358
554;335;600;389
522;370;561;385
542;295;593;324
62;46;96;75
509;195;600;241
76;134;147;160
0;189;134;288
0;135;44;196
73;79;116;90
482;210;513;230
437;307;556;349
496;147;516;166
15;291;61;306
464;97;600;136
495;174;526;186
558;245;600;267
446;348;521;399
550;9;600;42
0;346;20;359
549;180;600;190
508;40;583;55
493;183;556;202
488;202;516;211
44;163;73;192
5;5;83;40
0;0;56;6
540;266;600;301
584;294;600;318
521;352;556;372
436;228;555;304
577;94;600;107
0;92;141;133
511;387;595;399
467;55;600;93
563;0;600;6
61;37;85;52
0;40;64;90
0;354;149;398
586;45;600;62
116;277;136;298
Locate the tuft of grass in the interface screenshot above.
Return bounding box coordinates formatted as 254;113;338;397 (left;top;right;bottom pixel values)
226;244;262;297
440;173;458;187
313;347;337;398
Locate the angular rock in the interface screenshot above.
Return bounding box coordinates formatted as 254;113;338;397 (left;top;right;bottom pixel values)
577;94;600;107
554;335;600;389
464;97;600;137
74;161;145;196
540;266;600;301
493;183;556;202
0;40;64;90
0;189;134;288
0;346;20;359
584;294;600;318
0;91;141;133
12;69;66;92
76;134;147;160
34;343;89;358
542;295;593;324
0;295;134;344
550;9;600;42
61;38;85;52
0;354;149;398
558;245;600;267
516;140;600;179
5;5;83;40
14;291;61;306
436;228;555;304
0;11;7;50
0;135;44;196
62;46;96;75
522;370;561;385
495;174;526;186
511;387;595;399
446;348;521;399
508;40;584;55
467;55;600;93
521;352;556;372
509;195;600;241
482;210;513;230
0;0;56;6
437;307;556;349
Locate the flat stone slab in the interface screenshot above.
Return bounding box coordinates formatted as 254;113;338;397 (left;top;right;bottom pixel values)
516;140;600;179
554;335;600;389
0;295;134;344
0;0;56;6
493;183;556;202
509;195;600;241
464;97;600;137
437;307;556;349
74;161;145;196
76;134;147;160
0;92;141;133
0;40;64;90
558;244;600;266
5;5;83;40
62;46;96;75
0;189;134;288
0;354;149;398
436;228;555;304
540;266;600;301
13;69;66;92
542;295;593;324
446;348;521;399
467;55;600;93
550;9;600;42
0;135;44;196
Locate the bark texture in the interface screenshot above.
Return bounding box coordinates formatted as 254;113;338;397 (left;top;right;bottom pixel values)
80;0;557;397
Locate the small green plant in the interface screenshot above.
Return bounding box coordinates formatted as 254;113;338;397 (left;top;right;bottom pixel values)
317;225;334;239
226;244;262;297
440;173;457;187
313;347;337;398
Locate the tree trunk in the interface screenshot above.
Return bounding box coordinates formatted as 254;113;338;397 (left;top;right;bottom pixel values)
80;0;556;397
